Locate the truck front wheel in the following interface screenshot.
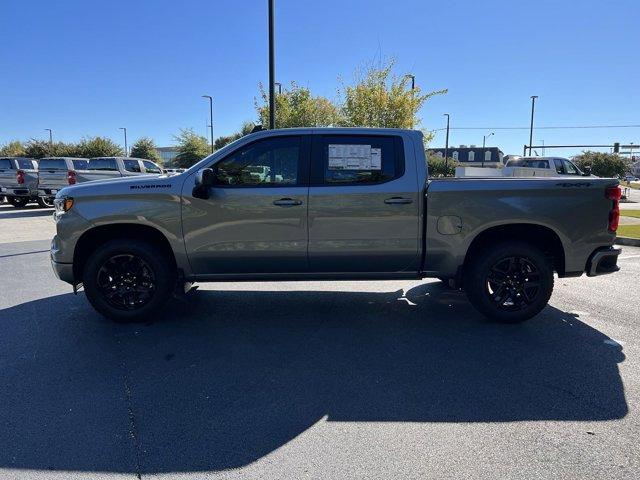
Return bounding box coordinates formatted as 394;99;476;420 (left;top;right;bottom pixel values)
464;242;554;323
83;239;176;323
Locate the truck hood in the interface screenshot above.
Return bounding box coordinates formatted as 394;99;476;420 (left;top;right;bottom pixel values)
56;174;175;198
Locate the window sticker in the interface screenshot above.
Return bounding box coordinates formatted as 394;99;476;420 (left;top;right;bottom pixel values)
328;144;381;170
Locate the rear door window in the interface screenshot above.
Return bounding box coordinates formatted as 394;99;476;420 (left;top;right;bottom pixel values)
123;159;142;172
17;159;36;169
314;135;403;185
88;158;118;171
142;161;162;174
0;159;12;169
72;159;89;170
39;159;67;170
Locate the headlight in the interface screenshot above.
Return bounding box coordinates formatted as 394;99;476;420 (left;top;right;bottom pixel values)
54;196;74;213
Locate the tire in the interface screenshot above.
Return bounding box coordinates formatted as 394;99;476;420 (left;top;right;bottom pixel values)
36;197;55;208
464;241;554;323
7;196;28;208
83;239;176;323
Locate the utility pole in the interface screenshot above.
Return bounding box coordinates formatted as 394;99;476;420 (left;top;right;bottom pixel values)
202;95;214;153
443;114;450;167
268;0;276;129
119;127;128;156
482;132;494;167
528;95;538;156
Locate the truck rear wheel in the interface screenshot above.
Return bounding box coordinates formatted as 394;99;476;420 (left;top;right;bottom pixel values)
83;239;176;323
8;196;28;208
464;241;554;323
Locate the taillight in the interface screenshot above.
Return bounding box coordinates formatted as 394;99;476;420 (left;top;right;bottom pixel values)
606;185;621;233
67;170;77;185
16;170;25;184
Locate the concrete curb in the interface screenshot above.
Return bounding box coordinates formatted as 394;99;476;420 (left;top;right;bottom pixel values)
615;236;640;247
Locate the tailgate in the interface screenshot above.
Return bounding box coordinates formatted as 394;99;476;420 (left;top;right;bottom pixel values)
38;170;69;190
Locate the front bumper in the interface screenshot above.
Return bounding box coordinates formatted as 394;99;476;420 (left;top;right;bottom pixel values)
586;246;621;277
51;257;75;284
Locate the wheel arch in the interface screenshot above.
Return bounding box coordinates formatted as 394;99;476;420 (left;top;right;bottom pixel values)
461;223;566;280
73;223;178;282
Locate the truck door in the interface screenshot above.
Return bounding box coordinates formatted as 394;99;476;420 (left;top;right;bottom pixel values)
182;134;311;275
307;134;421;273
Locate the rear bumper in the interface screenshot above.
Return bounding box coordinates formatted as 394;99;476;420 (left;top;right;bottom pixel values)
38;188;62;197
1;188;31;196
586;246;621;277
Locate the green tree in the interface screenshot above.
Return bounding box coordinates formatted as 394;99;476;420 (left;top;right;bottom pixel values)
23;139;79;158
338;59;446;131
130;137;162;164
0;140;26;157
173;129;210;168
427;153;458;177
573;151;628;178
214;121;256;150
75;137;124;158
256;82;339;128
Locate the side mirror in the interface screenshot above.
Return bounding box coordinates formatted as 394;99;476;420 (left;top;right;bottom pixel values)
583;165;592;176
193;168;214;199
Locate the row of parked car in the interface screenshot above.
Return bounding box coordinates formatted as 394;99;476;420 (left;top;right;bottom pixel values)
0;156;164;208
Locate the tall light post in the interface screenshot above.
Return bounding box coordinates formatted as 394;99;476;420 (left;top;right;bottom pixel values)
44;128;53;155
528;95;538;156
443;114;450;167
202;95;214;153
118;127;128;156
482;132;494;167
268;0;276;129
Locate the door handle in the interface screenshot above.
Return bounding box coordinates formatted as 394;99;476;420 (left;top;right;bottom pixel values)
384;197;413;205
273;198;303;207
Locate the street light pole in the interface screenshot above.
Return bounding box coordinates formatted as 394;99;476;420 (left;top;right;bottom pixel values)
268;0;276;129
202;95;214;153
482;132;494;168
119;127;128;156
528;95;538;156
443;114;450;168
406;74;415;91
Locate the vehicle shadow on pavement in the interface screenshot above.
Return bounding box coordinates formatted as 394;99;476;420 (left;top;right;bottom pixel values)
0;207;53;218
0;282;627;475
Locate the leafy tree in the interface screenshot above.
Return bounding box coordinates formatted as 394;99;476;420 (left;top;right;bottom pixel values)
573;151;628;178
256;82;339;128
0;140;26;157
75;137;124;158
338;59;446;129
214;121;256;150
130;137;162;164
427;153;458;177
173;129;210;168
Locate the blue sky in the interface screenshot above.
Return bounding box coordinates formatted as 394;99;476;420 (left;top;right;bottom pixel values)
1;0;638;157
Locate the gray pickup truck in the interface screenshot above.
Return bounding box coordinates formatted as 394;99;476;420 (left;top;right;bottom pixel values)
38;157;163;205
84;157;163;182
0;157;48;208
50;128;622;324
37;157;90;206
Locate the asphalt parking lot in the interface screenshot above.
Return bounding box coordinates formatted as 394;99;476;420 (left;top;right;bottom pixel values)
0;203;639;480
